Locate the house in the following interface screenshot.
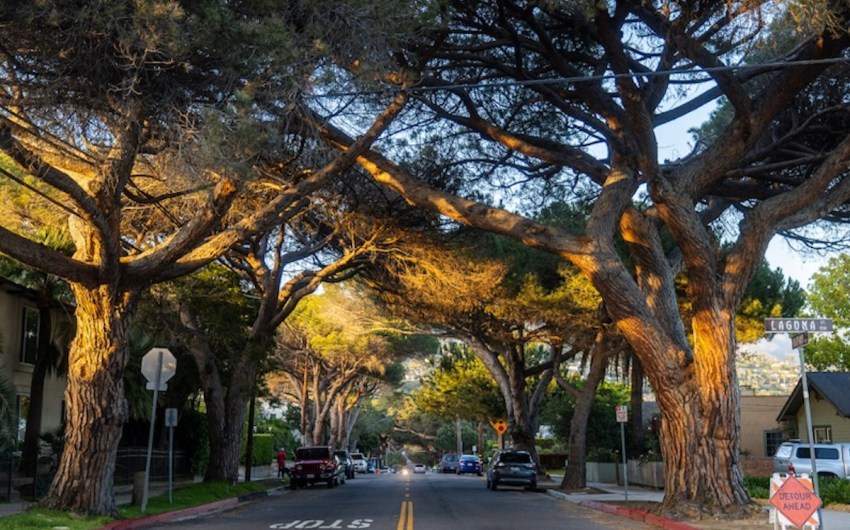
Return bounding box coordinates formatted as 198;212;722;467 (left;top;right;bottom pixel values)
776;372;850;444
739;395;787;457
0;277;70;443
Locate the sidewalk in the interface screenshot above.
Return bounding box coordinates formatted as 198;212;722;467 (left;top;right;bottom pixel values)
542;474;850;529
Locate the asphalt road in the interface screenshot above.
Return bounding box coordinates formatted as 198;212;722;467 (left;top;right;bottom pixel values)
142;471;655;530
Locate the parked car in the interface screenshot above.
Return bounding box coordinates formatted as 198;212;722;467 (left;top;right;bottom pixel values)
486;449;536;491
438;453;459;473
350;452;368;473
457;454;483;476
414;463;427;473
333;450;355;480
290;446;345;489
773;441;850;479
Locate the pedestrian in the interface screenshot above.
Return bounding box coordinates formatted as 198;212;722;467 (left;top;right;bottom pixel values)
277;447;287;478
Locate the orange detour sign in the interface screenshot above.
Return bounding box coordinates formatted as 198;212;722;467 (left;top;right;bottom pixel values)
490;419;507;434
770;473;821;529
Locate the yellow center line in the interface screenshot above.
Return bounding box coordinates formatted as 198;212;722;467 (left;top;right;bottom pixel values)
397;500;414;530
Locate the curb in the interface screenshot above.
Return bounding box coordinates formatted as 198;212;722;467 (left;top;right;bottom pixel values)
546;490;701;530
100;486;287;530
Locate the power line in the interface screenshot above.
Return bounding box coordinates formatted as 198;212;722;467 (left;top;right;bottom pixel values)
308;56;850;99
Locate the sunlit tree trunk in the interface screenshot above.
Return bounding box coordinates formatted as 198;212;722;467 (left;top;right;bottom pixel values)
41;286;135;516
653;311;749;515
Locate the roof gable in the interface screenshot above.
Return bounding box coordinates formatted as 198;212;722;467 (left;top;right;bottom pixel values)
777;372;850;421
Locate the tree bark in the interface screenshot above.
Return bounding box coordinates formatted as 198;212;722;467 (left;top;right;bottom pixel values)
560;346;613;490
41;286;134;516
629;359;645;457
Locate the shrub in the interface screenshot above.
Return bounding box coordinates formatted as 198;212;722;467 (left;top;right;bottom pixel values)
587;447;618;463
819;477;850;506
744;476;770;499
241;434;274;467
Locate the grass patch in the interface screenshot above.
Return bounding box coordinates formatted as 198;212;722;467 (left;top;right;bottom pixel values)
0;479;283;530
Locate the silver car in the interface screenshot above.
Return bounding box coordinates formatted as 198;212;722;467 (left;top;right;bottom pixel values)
773;441;850;479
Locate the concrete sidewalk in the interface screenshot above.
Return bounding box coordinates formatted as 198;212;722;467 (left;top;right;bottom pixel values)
543;475;850;530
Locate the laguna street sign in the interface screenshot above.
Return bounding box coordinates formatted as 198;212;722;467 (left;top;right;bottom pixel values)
764;318;833;334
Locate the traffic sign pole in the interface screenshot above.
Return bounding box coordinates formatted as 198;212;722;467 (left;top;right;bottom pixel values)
616;405;629;502
798;349;823;529
141;350;162;514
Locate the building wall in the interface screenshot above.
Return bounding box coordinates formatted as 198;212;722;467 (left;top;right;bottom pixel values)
739;395;786;457
0;283;70;438
793;390;850;443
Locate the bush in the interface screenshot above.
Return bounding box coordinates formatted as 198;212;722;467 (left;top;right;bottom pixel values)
744;476;770;499
241;434;274;467
819;477;850;506
587;447;619;463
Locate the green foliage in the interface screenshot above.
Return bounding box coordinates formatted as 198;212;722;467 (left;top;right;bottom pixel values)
803;254;850;370
744;476;770;499
254;414;299;457
819;477;850;506
737;260;806;344
412;348;504;421
434;421;478;453
176;409;209;477
540;377;631;455
241;434;274;467
586;447;619;463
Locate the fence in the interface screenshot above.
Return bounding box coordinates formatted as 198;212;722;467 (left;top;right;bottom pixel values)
114;448;191;485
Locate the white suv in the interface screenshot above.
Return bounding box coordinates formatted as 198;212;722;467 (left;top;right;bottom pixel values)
350;452;368;473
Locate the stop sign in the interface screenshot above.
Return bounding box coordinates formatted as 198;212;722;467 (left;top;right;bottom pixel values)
141;348;176;390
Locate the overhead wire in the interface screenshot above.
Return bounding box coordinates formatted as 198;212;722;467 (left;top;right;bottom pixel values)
306;56;850;99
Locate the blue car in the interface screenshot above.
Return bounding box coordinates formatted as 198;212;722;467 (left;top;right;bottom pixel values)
457;454;483;476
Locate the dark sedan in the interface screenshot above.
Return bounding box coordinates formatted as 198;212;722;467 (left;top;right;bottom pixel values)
457;454;483;475
486;449;536;491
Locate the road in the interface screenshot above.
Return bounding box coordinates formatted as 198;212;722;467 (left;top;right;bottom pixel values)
144;471;656;530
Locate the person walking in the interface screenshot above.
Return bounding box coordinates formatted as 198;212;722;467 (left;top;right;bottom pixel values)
277;448;288;478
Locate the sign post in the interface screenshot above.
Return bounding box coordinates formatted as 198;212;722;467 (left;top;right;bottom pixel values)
165;408;178;503
765;318;833;530
615;405;629;502
490;419;508;449
140;348;176;514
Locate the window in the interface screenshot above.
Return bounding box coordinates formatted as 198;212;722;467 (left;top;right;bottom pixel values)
20;306;40;365
814;426;832;443
765;430;784;456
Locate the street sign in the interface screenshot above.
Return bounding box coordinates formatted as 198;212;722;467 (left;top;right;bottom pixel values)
791;332;809;349
764;318;833;334
490;419;507;434
165;408;178;427
141;348;176;390
615;405;628;423
770;474;821;529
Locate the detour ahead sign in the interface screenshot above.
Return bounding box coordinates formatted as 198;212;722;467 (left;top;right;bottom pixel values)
770;474;821;529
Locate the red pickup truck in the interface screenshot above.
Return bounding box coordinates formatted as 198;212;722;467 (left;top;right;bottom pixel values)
290;446;345;489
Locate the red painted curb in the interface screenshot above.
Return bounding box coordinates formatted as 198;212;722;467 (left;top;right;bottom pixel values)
576;500;702;530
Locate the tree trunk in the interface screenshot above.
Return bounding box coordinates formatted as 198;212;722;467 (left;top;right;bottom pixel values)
561;348;611;490
629;359;645;457
20;305;54;477
652;312;752;517
41;286;133;516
